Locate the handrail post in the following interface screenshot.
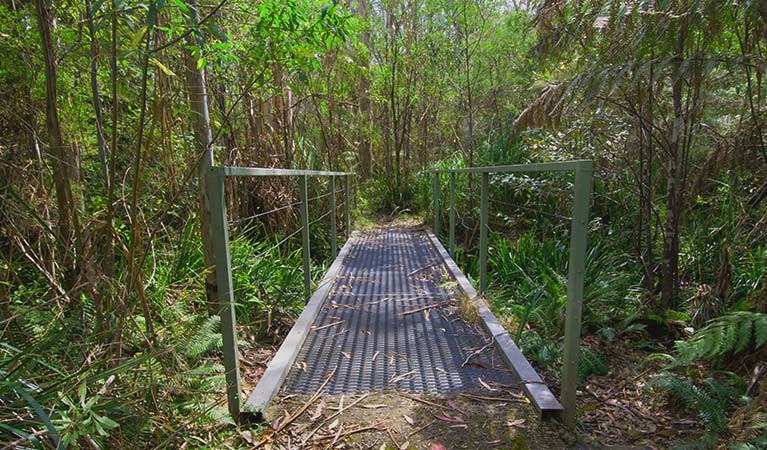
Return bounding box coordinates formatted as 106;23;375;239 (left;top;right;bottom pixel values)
299;175;311;299
479;172;489;292
330;176;337;258
449;172;456;257
561;161;592;428
344;175;351;237
433;172;440;235
207;169;241;422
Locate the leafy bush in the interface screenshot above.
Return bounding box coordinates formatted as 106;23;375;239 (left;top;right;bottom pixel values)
488;229;639;339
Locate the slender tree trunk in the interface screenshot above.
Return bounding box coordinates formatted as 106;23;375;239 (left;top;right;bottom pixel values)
185;0;217;315
34;0;78;299
661;26;685;309
642;57;655;298
86;0;110;192
356;0;372;178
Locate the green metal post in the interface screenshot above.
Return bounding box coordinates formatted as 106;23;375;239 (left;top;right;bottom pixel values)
299;175;311;299
344;175;351;237
433;172;440;235
449;172;456;257
330;176;337;258
561;161;593;428
207;170;241;422
479;172;489;292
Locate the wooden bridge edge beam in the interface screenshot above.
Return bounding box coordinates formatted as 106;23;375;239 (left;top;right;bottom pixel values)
423;227;565;420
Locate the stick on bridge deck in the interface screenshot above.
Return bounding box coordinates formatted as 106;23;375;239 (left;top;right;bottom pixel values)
245;226;563;419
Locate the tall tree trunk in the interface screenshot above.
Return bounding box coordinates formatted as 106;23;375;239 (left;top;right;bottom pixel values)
642;58;655;299
661;26;685;309
85;0;109;332
356;0;372;178
185;0;217;315
34;0;78;299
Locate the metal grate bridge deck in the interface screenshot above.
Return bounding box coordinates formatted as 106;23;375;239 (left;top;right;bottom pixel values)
281;227;515;395
245;225;563;418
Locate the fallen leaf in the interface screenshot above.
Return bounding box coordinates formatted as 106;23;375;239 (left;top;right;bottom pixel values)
309;401;325;420
431;444;447;450
362;404;389;409
403;414;415;426
389;370;417;383
435;414;466;424
240;430;257;444
399;441;410;450
328;418;339;430
478;377;497;391
506;418;526;428
447;400;467;415
464;362;487;369
341;351;351;359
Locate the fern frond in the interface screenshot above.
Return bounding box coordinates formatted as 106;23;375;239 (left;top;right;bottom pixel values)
180;315;223;361
651;373;731;433
672;312;767;366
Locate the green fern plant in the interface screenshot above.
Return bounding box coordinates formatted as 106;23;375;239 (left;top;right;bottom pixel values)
651;373;739;438
727;412;767;449
578;348;608;382
671;311;767;367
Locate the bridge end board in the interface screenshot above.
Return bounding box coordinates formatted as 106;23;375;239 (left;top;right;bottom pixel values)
423;227;565;420
243;231;359;421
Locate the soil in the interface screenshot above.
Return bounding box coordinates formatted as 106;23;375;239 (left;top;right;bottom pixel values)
542;334;706;449
251;390;571;449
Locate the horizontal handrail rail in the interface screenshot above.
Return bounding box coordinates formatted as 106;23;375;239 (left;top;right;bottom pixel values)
431;159;591;174
213;166;352;177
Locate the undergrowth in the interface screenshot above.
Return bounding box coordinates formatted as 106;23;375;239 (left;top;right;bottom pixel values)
0;213;338;448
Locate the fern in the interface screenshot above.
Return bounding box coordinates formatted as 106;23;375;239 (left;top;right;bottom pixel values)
578;348;609;382
672;312;767;367
651;373;735;434
177;315;223;361
728;413;767;450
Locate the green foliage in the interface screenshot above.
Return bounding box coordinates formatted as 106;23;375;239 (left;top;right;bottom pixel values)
488;229;639;339
517;330;560;369
671;312;767;367
651;312;767;446
651;373;742;443
55;382;120;448
578;347;608;383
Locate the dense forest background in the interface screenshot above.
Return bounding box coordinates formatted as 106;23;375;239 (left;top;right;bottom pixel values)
2;0;767;448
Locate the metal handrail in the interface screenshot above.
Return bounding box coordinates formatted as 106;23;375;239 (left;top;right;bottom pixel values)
432;159;592;174
430;160;592;429
206;165;355;422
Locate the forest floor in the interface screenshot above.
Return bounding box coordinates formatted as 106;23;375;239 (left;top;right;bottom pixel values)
555;335;705;448
240;331;705;449
250;390;569;449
